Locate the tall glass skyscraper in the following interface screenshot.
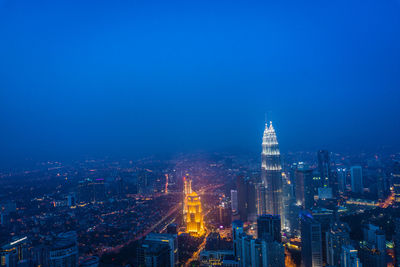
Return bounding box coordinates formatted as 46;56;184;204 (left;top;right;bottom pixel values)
261;122;283;219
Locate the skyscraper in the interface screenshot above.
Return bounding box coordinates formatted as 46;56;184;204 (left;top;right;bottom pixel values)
232;220;284;267
49;232;79;267
295;164;315;210
350;166;363;194
393;162;400;203
326;221;351;266
340;245;362;267
337;168;347;194
0;236;30;267
394;218;400;267
317;150;331;188
257;215;281;242
261;121;283;219
230;189;238;214
236;175;257;222
145;233;178;267
183;175;204;236
301;212;323;267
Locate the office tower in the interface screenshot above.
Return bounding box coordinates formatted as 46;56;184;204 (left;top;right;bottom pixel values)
256;183;267;217
235;231;284;267
236;175;257;222
145;233;178;267
67;193;76;207
137;171;149;194
232;220;244;260
199;233;235;266
363;224;386;252
326;221;351;266
340;245;362;267
185;191;204;236
318;150;331;188
230;190;238;213
218;201;231;226
358;224;386;267
376;169;389;201
394;218;400;267
282;172;294;230
288;202;302;235
337;168;347;193
261;121;283;219
257;215;281;242
91;179;106;203
350;166;363;194
358;244;385;267
183;175;204;236
295;164;315;210
49;231;78;267
138;240;170;267
0;236;30;267
311;208;334;265
300;212;323;267
393;162;400;203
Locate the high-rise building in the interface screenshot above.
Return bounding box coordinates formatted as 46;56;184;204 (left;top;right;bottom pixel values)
236;175;257;222
340;245;362;267
337;168;347;194
358;243;385;267
145;233;178;267
236;232;284;267
49;231;78;267
218;201;231;227
0;236;30;267
311;208;334;265
394;218;400;267
257;215;281;242
230;190;238;214
317;150;331;188
183;175;204;236
362;224;386;252
295;164;315;210
326;221;351;266
350;166;363;194
300;212;323;267
232;220;244;261
138;240;170;267
393;162;400;203
358;224;385;267
261;122;283;220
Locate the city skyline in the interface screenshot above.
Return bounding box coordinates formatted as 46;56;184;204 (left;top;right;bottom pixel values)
1;0;400;266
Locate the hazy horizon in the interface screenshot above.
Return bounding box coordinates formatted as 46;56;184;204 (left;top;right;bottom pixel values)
1;0;400;165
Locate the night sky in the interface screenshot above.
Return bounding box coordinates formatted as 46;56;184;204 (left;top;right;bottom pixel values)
1;0;400;164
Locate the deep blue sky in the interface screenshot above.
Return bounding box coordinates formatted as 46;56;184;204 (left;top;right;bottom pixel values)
1;0;400;164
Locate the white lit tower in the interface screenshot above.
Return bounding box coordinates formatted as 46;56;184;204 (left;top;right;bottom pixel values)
261;121;283;219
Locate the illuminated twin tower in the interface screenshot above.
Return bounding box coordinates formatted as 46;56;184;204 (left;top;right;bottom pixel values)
260;121;283;219
183;175;204;236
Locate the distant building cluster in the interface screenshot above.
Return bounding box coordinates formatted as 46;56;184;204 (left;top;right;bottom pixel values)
2;120;400;267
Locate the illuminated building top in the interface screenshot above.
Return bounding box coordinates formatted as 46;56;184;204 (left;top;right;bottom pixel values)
261;121;282;172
